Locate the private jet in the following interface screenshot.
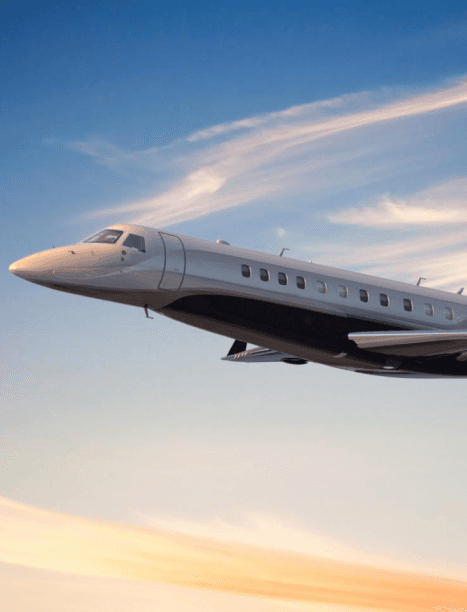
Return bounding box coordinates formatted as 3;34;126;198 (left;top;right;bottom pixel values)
9;223;467;378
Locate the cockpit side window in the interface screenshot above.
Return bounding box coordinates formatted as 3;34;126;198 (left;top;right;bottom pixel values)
122;234;146;252
84;229;123;244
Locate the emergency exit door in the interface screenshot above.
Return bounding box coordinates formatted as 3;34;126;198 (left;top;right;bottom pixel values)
159;233;186;290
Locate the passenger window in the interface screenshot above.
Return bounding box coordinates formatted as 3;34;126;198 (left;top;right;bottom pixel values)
122;233;146;252
403;298;413;312
338;285;348;298
359;289;369;303
445;307;454;320
380;293;389;307
317;281;327;294
424;303;434;316
241;264;251;278
296;276;306;289
278;272;288;285
260;268;269;281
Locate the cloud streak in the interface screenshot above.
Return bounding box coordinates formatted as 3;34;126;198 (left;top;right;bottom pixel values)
328;197;466;226
81;79;467;228
315;178;467;289
307;229;467;289
328;178;467;226
1;496;467;612
0;562;358;612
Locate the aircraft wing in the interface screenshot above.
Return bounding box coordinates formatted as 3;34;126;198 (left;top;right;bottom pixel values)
349;330;467;359
223;330;467;365
222;341;306;364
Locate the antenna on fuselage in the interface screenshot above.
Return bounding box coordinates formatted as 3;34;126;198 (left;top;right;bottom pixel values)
279;248;289;257
416;277;426;286
144;304;154;319
458;287;464;295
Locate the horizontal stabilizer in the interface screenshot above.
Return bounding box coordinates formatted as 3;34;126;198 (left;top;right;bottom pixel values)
349;330;467;358
222;345;305;363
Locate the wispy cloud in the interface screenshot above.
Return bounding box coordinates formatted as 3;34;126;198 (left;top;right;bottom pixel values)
79;79;467;228
328;178;467;226
1;496;467;612
308;229;467;289
0;563;359;612
328;197;466;226
316;177;467;289
185;94;363;142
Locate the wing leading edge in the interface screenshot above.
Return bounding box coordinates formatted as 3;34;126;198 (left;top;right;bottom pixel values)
222;341;307;364
222;330;467;371
349;330;467;359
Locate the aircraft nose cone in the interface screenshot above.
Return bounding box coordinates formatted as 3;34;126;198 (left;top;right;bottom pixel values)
9;258;27;277
8;253;55;283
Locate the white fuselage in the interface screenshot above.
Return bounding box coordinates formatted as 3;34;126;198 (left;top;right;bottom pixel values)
9;223;467;377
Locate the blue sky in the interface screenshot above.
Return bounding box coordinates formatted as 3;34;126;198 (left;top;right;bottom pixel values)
3;2;467;610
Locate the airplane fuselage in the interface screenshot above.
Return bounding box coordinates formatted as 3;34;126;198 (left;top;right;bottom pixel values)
9;224;467;377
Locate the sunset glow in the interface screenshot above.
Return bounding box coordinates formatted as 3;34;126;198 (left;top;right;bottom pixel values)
1;497;466;612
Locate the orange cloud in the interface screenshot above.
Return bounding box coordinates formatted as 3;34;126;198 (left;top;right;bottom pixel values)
1;496;466;612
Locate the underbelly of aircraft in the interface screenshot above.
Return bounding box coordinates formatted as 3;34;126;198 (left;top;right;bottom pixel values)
32;279;467;377
163;294;467;377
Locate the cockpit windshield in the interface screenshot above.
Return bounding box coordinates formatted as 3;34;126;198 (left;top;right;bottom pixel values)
83;229;123;244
